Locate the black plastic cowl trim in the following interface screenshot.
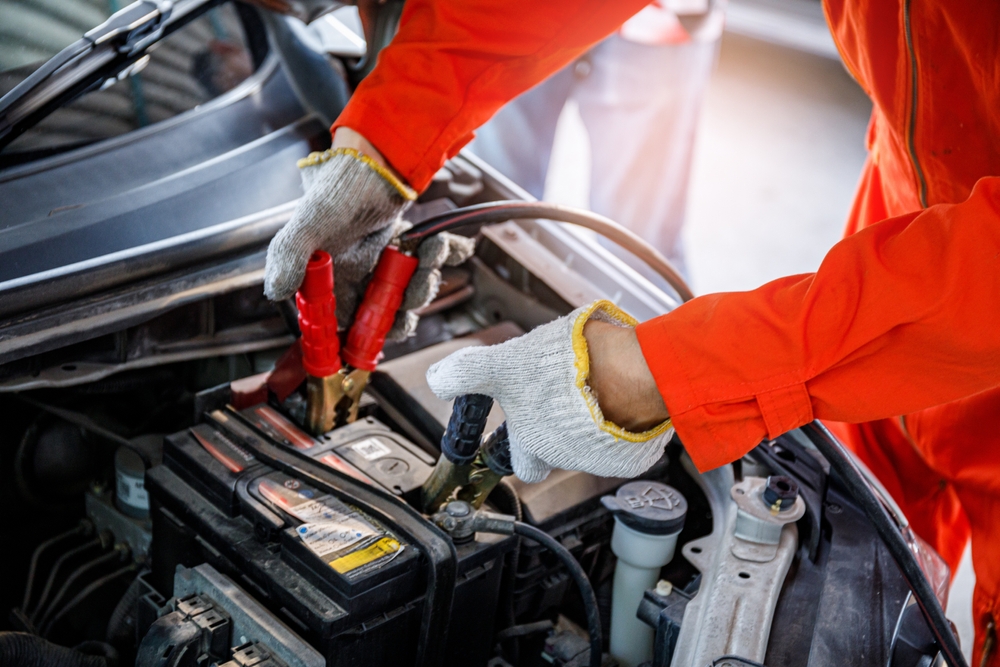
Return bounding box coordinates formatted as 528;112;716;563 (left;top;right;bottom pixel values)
800;421;966;667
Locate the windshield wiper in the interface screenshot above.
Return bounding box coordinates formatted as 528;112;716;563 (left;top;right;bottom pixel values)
0;0;221;152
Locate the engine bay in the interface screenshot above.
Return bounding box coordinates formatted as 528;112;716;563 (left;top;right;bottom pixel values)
0;157;947;667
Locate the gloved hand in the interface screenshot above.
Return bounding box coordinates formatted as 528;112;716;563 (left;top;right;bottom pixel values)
426;300;674;483
386;231;476;341
265;146;476;339
264;145;416;304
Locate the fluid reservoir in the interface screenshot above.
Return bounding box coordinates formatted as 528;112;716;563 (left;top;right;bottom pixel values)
115;446;149;518
601;481;687;667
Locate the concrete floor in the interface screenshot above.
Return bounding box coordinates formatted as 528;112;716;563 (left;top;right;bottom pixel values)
541;31;977;660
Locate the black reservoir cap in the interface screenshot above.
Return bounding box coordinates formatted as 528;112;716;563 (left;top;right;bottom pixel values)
601;481;687;535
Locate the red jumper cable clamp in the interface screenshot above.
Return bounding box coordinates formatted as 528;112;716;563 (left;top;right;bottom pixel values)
296;250;342;434
336;245;419;424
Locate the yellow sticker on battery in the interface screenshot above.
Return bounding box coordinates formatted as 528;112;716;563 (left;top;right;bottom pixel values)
329;537;401;574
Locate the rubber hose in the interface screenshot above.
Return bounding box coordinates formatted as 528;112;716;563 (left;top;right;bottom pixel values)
74;642;119;667
512;522;602;667
0;633;107;667
399;201;695;303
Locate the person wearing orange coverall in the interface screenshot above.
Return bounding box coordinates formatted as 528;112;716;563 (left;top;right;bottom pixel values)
261;1;1000;663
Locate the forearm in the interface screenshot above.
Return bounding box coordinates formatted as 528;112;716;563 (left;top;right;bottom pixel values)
331;127;402;183
584;319;669;432
635;177;1000;471
333;0;649;190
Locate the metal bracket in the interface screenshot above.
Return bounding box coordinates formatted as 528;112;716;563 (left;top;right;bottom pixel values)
668;460;799;667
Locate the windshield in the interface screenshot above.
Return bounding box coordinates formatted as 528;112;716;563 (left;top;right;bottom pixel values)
0;1;111;75
0;0;263;160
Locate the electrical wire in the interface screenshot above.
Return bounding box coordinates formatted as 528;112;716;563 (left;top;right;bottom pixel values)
491;478;523;522
399;200;695;303
22;521;91;611
41;564;138;637
490;479;523;663
512;521;602;667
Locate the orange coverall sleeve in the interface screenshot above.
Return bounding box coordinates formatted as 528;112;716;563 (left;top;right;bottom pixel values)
333;0;649;191
636;177;1000;472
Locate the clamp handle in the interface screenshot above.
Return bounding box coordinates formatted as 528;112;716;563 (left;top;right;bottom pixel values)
296;251;341;377
441;394;494;465
480;422;512;476
342;246;420;371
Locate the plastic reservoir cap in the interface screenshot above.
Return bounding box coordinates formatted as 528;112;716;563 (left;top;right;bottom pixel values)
601;481;687;535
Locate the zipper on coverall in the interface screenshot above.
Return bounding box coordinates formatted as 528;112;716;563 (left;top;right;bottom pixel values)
903;0;929;208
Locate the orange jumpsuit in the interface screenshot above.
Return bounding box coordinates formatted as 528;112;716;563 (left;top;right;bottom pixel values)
334;1;1000;663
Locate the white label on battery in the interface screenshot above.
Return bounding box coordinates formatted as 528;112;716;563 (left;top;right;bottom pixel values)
116;471;149;510
296;520;378;560
350;438;392;461
288;497;354;523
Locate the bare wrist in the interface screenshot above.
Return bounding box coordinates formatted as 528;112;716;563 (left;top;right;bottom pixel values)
584;319;670;432
332;127;408;186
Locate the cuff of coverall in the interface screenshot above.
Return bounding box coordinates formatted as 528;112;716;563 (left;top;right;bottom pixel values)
635;315;815;472
333;104;474;193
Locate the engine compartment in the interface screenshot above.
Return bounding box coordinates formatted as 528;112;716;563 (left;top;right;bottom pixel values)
0;157;943;667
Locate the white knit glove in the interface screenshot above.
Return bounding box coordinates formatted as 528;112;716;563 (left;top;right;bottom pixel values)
426;300;674;483
392;232;476;340
264;147;416;304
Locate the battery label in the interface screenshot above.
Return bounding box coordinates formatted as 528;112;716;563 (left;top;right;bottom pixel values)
329;537;401;574
350;438;392;461
257;475;403;574
288;497;376;532
296;520;378;560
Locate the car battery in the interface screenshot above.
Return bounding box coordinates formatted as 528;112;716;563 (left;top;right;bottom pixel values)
239;404;436;504
147;404;514;667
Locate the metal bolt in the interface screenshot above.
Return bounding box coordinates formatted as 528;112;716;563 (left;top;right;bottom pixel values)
762;475;799;512
444;500;471;517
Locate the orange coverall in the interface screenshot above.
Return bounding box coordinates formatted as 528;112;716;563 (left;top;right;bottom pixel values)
334;1;1000;662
